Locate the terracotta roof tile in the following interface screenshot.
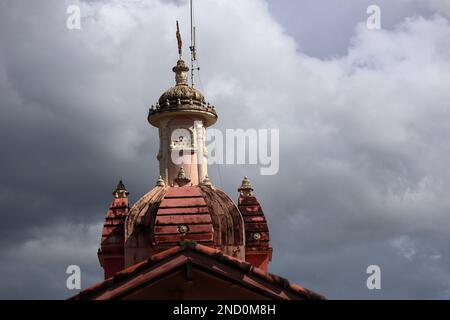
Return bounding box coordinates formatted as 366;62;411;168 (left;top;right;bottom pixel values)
71;241;325;300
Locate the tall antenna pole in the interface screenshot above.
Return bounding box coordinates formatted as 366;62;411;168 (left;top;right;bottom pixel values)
189;0;197;88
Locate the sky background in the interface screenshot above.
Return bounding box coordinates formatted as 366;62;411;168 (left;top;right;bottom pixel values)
1;0;450;299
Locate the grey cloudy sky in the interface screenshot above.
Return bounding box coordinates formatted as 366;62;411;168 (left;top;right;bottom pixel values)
1;0;450;299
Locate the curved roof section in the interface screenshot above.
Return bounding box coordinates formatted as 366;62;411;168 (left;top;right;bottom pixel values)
147;59;217;127
125;185;245;262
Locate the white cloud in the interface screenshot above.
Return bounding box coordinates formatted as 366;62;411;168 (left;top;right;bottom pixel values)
391;236;417;260
428;0;450;17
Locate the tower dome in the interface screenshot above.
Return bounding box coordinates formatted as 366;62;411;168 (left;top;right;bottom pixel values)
124;184;245;267
148;59;217;128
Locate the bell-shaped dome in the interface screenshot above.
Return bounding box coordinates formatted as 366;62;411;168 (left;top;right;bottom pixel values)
147;59;217;127
124;185;245;268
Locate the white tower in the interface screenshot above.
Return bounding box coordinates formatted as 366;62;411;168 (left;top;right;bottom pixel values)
148;59;216;186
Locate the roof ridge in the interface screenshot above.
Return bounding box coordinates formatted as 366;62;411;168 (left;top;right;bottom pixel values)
71;241;325;300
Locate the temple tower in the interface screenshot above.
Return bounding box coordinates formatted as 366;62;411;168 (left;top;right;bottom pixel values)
147;59;216;186
98;20;272;278
77;3;326;301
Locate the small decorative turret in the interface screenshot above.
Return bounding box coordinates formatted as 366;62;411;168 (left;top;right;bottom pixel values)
99;180;130;279
202;175;212;186
238;176;254;197
156;176;165;187
113;180;129;198
237;176;272;271
174;167;191;187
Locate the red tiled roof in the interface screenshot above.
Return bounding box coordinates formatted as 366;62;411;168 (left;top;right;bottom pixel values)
71;241;325;300
125;185;246;265
238;195;270;249
154;187;214;246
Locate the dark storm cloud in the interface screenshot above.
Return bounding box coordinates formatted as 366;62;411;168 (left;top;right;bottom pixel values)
1;0;450;299
0;0;163;297
0;0;165;224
